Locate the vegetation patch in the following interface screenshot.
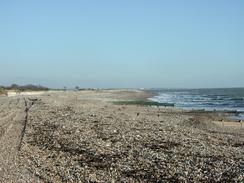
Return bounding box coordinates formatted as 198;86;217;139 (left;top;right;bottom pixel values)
0;88;7;96
2;84;49;91
113;100;174;107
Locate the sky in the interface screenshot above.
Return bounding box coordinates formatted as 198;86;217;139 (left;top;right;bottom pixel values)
0;0;243;89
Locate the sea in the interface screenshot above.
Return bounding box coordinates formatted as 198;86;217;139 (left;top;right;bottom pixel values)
148;88;244;120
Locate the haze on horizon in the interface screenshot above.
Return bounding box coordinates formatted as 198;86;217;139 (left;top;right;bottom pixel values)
0;0;243;89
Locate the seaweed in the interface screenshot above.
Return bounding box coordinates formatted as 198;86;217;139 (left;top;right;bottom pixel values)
113;100;174;107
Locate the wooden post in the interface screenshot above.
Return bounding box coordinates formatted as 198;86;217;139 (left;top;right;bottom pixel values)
240;160;244;172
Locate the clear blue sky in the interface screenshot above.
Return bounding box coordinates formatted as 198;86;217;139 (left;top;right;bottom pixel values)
0;0;243;88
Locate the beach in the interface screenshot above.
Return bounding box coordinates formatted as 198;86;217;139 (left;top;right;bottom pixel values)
0;89;243;182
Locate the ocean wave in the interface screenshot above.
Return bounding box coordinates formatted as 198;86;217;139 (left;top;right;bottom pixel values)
149;88;244;113
230;97;244;101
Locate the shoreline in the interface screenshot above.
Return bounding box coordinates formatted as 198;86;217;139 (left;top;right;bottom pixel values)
5;88;242;122
3;88;244;121
145;89;244;122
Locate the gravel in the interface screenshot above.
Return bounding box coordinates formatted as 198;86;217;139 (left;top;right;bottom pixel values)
16;91;244;182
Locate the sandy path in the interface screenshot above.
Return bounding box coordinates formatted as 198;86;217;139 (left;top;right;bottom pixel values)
0;97;26;182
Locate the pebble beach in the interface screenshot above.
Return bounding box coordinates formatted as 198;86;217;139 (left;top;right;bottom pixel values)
0;90;244;182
